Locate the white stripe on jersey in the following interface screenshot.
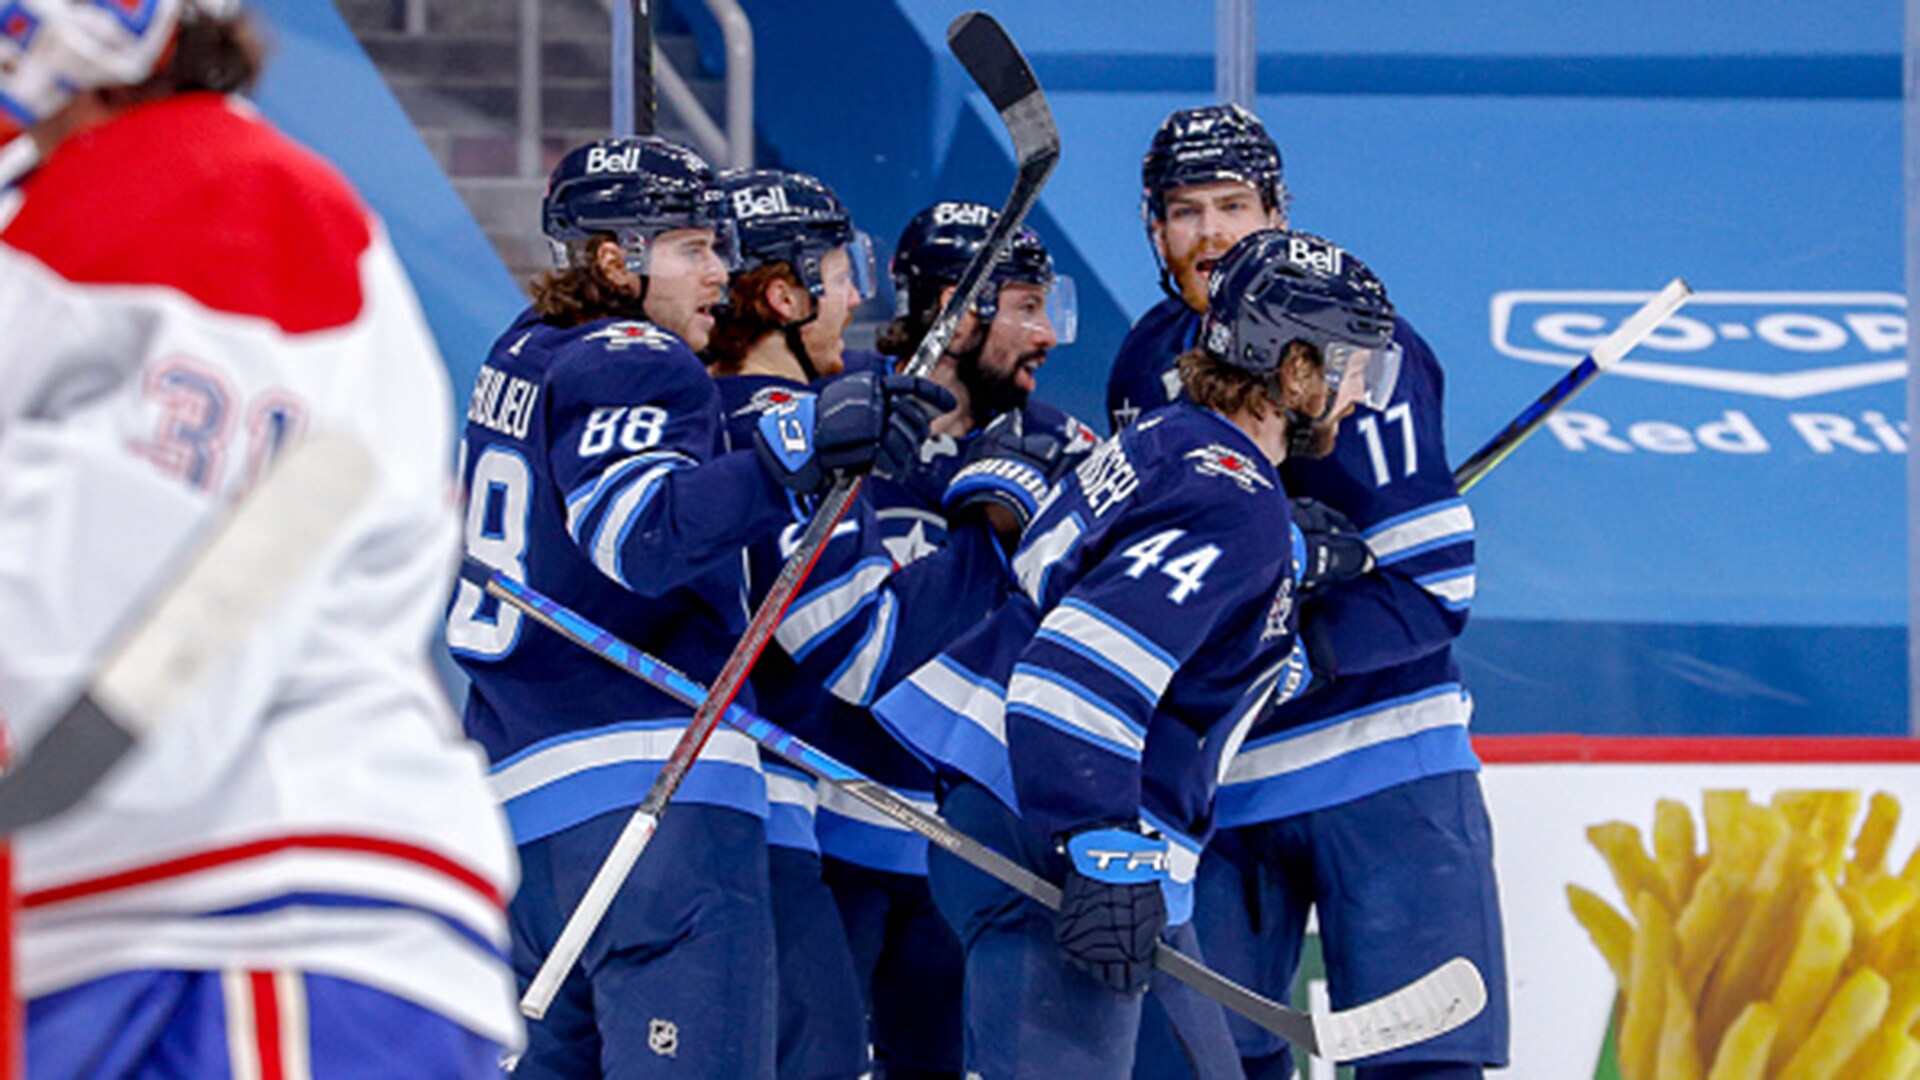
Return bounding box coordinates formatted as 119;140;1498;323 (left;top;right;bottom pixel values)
764;769;817;813
1038;600;1175;704
1223;686;1472;786
589;462;686;585
489;724;762;803
222;969;261;1080
1008;666;1145;758
775;557;890;658
907;657;1007;745
1365;500;1474;564
828;592;896;706
1415;567;1476;607
565;451;692;540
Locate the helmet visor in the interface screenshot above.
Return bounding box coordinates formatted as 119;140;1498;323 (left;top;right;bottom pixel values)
614;218;741;276
846;230;879;301
1323;338;1402;413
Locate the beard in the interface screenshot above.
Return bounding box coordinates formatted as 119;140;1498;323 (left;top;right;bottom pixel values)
955;343;1033;426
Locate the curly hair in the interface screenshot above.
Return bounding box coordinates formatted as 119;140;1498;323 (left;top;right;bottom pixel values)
527;234;648;325
1176;341;1317;421
705;261;805;374
101;10;264;107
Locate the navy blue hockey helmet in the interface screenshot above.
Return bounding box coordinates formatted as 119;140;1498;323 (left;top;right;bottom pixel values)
1201;229;1400;413
889;201;1076;343
541;136;738;273
717;168;877;300
1140;104;1286;223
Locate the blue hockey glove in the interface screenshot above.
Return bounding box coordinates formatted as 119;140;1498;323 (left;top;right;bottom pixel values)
755;372;955;495
1291;497;1374;594
1054;827;1169;995
943;409;1086;541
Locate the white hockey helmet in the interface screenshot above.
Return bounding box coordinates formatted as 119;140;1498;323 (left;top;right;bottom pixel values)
0;0;237;129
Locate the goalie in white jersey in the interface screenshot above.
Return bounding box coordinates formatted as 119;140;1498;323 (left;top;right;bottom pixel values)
0;2;520;1075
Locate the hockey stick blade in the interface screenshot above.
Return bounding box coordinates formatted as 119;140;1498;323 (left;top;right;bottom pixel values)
1315;956;1488;1062
0;434;375;833
519;12;1062;1021
470;563;1488;1060
1453;277;1691;493
948;12;1059;172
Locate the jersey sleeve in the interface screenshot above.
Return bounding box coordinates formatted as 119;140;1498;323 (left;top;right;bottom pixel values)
768;504;1012;708
1005;487;1283;844
1303;324;1473;675
546;338;796;598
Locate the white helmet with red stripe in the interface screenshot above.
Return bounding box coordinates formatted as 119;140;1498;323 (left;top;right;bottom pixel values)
0;0;237;129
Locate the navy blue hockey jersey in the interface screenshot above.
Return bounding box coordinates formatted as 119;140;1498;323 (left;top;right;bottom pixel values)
1106;296;1200;434
1105;303;1480;827
874;404;1310;921
448;309;801;844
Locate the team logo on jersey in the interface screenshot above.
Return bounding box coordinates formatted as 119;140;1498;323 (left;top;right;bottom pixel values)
1491;290;1907;399
1186;445;1271;492
1260;577;1296;643
648;1018;679;1057
584;321;675;351
2;4;42;49
731;385;808;418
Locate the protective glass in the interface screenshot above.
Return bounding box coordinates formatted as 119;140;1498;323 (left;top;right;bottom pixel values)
994;275;1078;345
1324;338;1402;413
616;218;742;276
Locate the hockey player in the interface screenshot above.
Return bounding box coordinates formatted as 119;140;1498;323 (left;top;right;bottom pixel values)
706;166;895;1080
802;201;1096;1078
873;229;1402;1078
448;139;949;1079
0;1;519;1074
1118;105;1510;1079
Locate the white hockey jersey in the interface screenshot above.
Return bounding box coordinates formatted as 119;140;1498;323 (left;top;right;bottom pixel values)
0;96;520;1048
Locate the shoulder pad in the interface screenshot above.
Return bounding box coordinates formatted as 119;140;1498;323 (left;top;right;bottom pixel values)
1183;443;1276;494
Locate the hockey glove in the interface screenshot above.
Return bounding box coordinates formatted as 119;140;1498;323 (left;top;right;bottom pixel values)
755;372;955;495
1291;497;1374;594
1054;827;1169;995
943;410;1085;542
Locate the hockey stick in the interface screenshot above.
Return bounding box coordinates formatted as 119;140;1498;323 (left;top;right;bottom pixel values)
470;562;1488;1061
0;434;376;833
1452;278;1692;493
518;10;1062;1019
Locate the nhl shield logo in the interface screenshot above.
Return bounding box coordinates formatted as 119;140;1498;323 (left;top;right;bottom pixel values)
648;1018;679;1057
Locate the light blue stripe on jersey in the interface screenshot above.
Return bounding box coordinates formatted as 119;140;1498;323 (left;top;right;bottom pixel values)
815;782;937;876
1034;598;1176;706
1364;498;1474;566
826;591;899;706
775;556;891;662
1216;684;1478;826
564;450;692;541
1414;567;1477;611
586;459;695;588
763;760;819;853
489;719;767;844
873;657;1017;810
1007;663;1145;760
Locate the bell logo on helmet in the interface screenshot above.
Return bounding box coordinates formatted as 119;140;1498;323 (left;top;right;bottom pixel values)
931;202;993;228
730;183;792;221
1287;236;1343;277
584;145;644;175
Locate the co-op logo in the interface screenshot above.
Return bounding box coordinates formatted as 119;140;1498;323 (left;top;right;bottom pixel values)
1491;291;1907;399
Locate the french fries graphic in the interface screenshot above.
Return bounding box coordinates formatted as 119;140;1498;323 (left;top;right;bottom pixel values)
1570;792;1920;1079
